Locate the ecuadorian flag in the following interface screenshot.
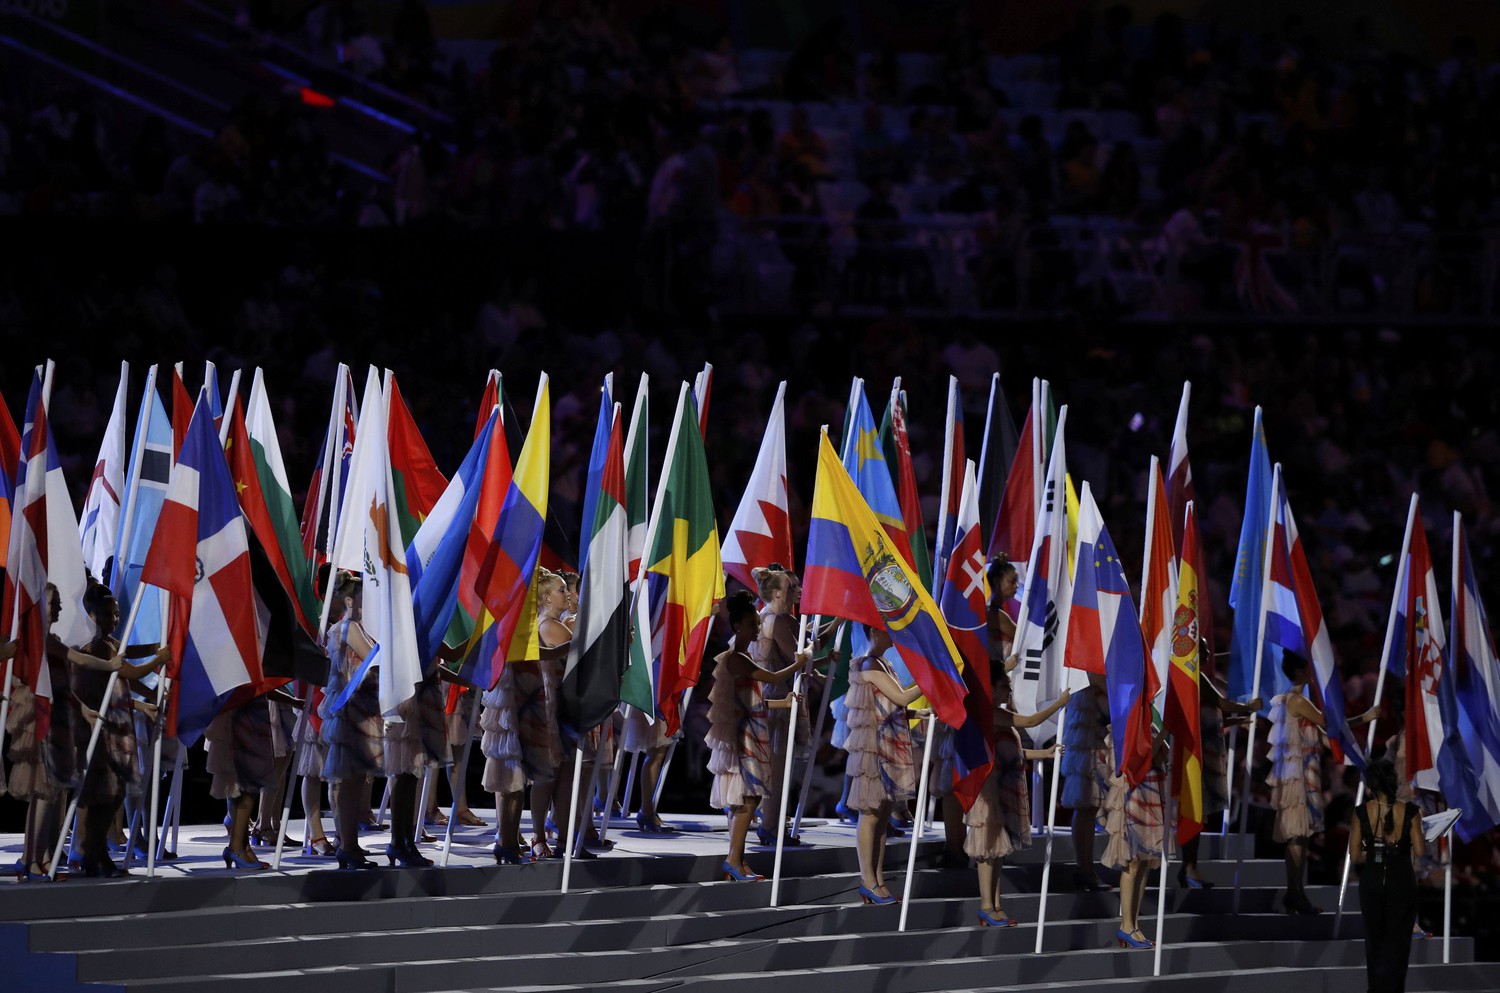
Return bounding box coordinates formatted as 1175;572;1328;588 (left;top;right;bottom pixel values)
803;430;968;728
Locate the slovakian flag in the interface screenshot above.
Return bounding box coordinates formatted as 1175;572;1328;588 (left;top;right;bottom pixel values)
1265;467;1363;769
1070;481;1157;785
937;459;996;809
621;383;724;735
1011;405;1072;731
879;383;932;590
804;430;967;727
8;363;92;744
388;372;448;542
1140;456;1177;723
299;363;357;574
722;381;794;591
1165;381;1216;676
142;388;262;744
1166;501;1205;845
1448;512;1500;837
328;368;423;717
987;378;1043;566
563;396;630;731
1230;407;1283;706
79;361;129;583
976;372;1018;561
932;377;966;603
840;379;914;571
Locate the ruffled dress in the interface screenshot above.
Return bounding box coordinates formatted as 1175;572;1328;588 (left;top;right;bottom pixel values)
206;694;279;800
706;649;773;810
965;725;1030;860
1060;686;1112;810
844;657;916;813
479;665;524;794
384;676;448;777
1100;761;1174;868
5;634;78;799
1268;692;1322;842
292;682;329;779
621;704;674;752
320;618;383;783
72;637;138;807
481;658;562;791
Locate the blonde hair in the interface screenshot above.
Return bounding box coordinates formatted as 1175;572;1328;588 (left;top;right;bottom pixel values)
752;564;793;602
536;568;566;606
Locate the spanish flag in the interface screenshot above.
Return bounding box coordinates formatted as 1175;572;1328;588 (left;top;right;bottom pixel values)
1166;501;1204;845
803;430;968;728
620;382;723;736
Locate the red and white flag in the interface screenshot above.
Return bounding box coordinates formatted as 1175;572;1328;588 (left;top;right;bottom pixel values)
79;361;129;582
721;381;793;590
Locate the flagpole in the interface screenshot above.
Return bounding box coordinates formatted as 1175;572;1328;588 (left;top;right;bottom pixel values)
618;747;641;821
221;370;242;436
1335;493;1416;936
1034;700;1069;954
1443;823;1453;963
561;740;586;893
145;673;172;877
791;616;830;839
440;689;483;866
598;740;627;843
1232;463;1281;912
157;746;184;860
1153;747;1172;977
898;711;937;932
770;613;810;907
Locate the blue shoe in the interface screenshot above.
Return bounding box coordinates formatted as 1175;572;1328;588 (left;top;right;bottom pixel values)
857;884;898;905
977;909;1017;928
722;860;763;882
222;847;269;871
1117;928;1153;949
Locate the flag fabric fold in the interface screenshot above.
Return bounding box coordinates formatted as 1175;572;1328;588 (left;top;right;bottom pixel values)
1167;502;1204;845
937;459;995;809
840;380;914;570
1140;457;1177;722
932;377;966;602
1449;514;1500;837
112;367;172;646
1229;407;1281;704
880;385;931;589
976;373;1018;561
80;361;129;583
1011;406;1071;726
722;382;793;591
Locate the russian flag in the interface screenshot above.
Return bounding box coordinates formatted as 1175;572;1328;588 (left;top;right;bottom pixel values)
142;388;263;745
1449;513;1500;837
1069;482;1157;785
938;459;996;810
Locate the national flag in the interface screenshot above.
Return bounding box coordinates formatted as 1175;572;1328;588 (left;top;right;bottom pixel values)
0;389;19;627
932;377;966;603
1165;381;1216;674
387;373;448;541
722;382;794;592
299;364;357;570
1448;513;1500;836
171;364;192;459
463;376;550;690
987;384;1039;565
204;360;224;424
327;368;423;717
1010;406;1072;725
1167;502;1204;845
623;374;651;583
111;366;172;645
693;363;713;442
141;388;262;744
563;397;630;731
474;370;500;440
1070;482;1157;785
879;383;932;589
407;408;504;671
444;382;511;665
976;372;1018;558
803;430;967;727
621;383;724;735
840;379;914;570
1265;468;1363;769
8;363;91;742
1140;457;1177;723
937;459;996;810
1229;407;1282;705
1384;503;1446;789
79;361;129;583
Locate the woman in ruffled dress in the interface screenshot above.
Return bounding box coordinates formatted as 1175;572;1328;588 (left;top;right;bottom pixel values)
1099;732;1171;948
1061;674;1113;891
321;572;384;869
967;670;1068;926
753;564;814;847
845;625;926;905
707;591;803;881
1268;651;1377;914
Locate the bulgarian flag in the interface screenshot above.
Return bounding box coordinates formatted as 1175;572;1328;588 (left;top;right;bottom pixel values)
388;372;447;540
1167;502;1205;845
621;382;724;735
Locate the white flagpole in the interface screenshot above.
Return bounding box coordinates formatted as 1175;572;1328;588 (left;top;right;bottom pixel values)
144;673;171;877
1334;494;1416;936
1232;462;1281;912
441;689;484;866
770;612;810;907
221;370;242;435
157;746;184;859
1034;702;1068;953
1443;824;1453;963
598;740;627;843
898;711;937;932
791;615;829;838
416;765;435;845
561;740;587;893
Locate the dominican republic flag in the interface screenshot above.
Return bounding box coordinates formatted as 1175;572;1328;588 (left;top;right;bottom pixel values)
79;361;129;583
1070;481;1158;785
328;368;423;717
1011;405;1072;735
564;394;630;731
975;372;1018;563
1264;467;1363;769
141;388;262;744
932;377;966;603
1229;407;1282;706
1165;381;1215;675
111;366;172;646
8;363;91;743
1140;457;1177;723
1449;513;1500;837
937;459;996;810
722;381;793;591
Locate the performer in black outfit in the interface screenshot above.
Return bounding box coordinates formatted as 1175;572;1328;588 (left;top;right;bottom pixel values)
1348;758;1426;993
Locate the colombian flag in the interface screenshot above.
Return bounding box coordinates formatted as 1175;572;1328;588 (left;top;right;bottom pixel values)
803;431;968;728
465;375;549;689
1167;502;1204;844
